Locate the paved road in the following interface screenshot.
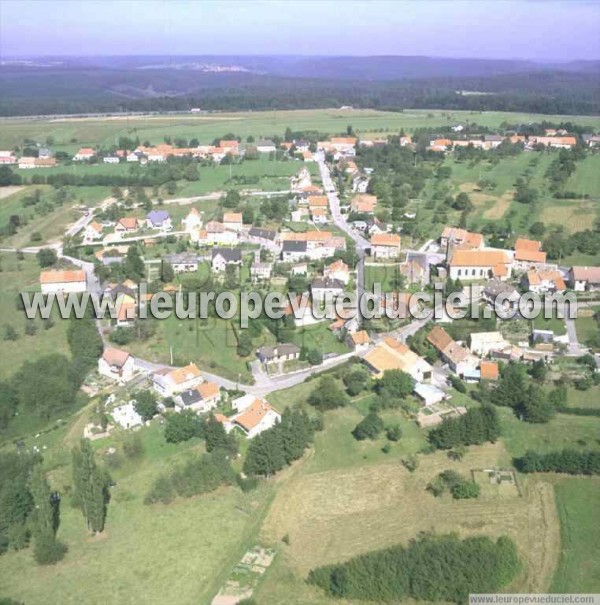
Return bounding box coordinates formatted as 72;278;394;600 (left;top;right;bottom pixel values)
317;155;369;313
134;350;359;397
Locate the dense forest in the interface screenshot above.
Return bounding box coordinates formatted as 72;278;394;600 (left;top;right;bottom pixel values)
0;65;598;116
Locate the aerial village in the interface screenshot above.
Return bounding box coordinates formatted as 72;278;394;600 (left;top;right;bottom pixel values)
25;124;599;444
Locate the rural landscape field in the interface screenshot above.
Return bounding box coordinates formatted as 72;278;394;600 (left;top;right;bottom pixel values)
1;1;599;604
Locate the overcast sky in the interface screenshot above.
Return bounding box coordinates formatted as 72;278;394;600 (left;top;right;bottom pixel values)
1;0;598;61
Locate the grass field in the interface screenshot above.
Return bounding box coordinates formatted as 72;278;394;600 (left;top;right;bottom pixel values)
0;252;70;380
550;477;600;593
498;408;600;462
574;305;600;348
0;418;277;605
532;313;567;336
445;153;600;236
1;109;599;153
363;263;402;293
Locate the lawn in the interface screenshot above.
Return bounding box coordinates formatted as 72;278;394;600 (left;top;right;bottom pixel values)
574;305;600;348
363;263;402;293
0;185;114;247
0;252;71;381
550;477;600;593
167;156;318;198
498;408;600;462
125;315;254;383
565;155;600;198
532;313;567;336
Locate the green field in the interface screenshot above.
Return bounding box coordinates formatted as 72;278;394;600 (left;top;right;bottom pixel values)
0;252;70;381
444;153;600;235
2;109;599;153
551;478;600;593
0;419;276;605
498;408;600;461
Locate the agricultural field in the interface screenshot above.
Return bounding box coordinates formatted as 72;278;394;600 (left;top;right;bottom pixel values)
257;442;559;604
1;108;599;153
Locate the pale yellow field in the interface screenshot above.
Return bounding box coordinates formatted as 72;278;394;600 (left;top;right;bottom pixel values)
257;442;560;604
541;200;599;233
459;182;513;220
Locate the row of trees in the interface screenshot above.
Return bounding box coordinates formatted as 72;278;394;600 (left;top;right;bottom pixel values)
514;449;600;475
308;533;521;603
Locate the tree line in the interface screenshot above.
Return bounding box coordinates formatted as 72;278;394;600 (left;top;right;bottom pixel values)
308;533;521;603
514;449;600;475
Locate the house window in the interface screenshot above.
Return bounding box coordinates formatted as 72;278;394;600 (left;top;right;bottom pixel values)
457;269;462;276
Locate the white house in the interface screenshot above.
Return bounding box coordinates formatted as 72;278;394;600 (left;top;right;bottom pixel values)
291;167;312;191
256;139;277;153
211;248;242;272
568;266;600;292
256;343;301;366
111;402;144;430
250;262;272;281
227;397;281;439
40;269;87;294
152;363;203;397
0;151;16;164
192;221;239;246
370;233;401;260
164;253;199;273
223;212;243;232
324;259;351;285
103;156;120;164
469;332;510;357
182;208;202;233
98;347;136;383
83;221;104;243
448;249;511;281
73;147;95;161
414;382;446;407
311;277;345;304
174;381;221;414
146;210;172;231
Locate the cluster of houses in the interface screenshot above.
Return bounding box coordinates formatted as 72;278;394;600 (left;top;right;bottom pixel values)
426;127;587;152
98;352;281;438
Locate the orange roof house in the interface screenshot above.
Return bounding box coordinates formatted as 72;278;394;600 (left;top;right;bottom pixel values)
448;249;511;280
480;361;499;381
223;212;242;223
308;195;328;208
441;227;484;250
514;238;547;264
371;233;401;247
351;194;378;214
116;217;140;231
40;269;86;284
